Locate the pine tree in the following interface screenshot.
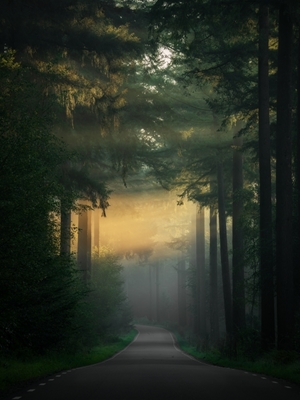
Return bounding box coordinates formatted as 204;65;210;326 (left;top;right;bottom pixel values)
258;4;275;351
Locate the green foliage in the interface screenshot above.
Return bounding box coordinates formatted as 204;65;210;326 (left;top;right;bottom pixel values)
0;51;86;355
83;247;132;342
0;4;143;358
0;50;126;356
1;0;147;188
64;246;131;350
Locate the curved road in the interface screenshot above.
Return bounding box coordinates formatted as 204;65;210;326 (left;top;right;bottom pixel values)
8;325;300;400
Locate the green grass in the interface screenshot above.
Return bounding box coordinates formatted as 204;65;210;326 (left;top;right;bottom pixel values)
0;329;137;398
176;334;300;386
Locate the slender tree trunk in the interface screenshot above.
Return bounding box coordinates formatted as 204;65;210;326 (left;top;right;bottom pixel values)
189;205;197;330
295;27;300;321
60;198;71;256
94;208;100;256
155;262;160;322
149;265;153;321
209;200;219;343
232;134;246;336
78;206;92;282
258;5;275;351
276;3;294;350
217;160;233;338
70;210;78;254
178;257;187;327
195;205;207;337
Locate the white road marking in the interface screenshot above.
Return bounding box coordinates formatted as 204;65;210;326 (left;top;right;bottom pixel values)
12;397;22;399
27;389;35;392
38;324;296;396
167;331;200;363
100;330;141;364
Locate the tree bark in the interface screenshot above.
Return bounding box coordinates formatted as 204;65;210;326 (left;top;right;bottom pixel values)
178;257;187;327
189;205;197;330
155;262;160;322
295;25;300;322
232;134;246;336
217;160;233;338
195;205;207;337
209;199;219;343
149;264;153;321
258;4;275;351
94;208;100;256
60;198;71;256
78;206;92;282
276;3;294;350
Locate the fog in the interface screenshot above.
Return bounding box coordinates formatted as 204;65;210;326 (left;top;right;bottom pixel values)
70;184;215;326
68;177;223;332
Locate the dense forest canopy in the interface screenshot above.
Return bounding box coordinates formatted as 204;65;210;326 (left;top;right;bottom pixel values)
1;0;300;359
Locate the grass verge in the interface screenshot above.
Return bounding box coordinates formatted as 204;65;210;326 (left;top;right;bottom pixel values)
175;333;300;386
0;329;137;398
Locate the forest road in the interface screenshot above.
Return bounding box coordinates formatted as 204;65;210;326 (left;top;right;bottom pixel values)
8;324;300;400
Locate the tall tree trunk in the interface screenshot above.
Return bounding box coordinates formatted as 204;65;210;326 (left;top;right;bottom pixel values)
94;208;100;256
276;3;294;350
209;198;219;343
232;134;246;336
258;4;275;351
217;160;233;338
189;204;197;330
178;257;187;327
155;262;160;322
78;206;92;282
149;264;153;321
60;198;71;256
295;26;300;322
195;205;207;337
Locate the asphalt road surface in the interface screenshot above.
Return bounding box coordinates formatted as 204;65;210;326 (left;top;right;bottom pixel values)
8;325;300;400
